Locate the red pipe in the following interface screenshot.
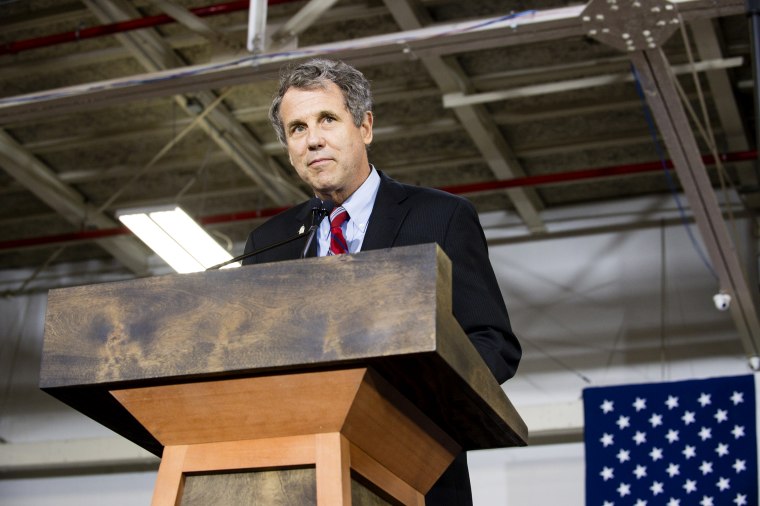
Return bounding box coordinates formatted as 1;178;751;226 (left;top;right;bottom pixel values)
438;149;757;195
0;0;301;56
0;150;755;251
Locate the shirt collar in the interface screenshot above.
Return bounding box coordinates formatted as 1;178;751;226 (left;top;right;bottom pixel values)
339;165;380;233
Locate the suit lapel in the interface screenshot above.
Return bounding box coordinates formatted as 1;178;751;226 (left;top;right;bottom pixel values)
362;172;409;251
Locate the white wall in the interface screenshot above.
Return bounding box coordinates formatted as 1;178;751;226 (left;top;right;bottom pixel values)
0;195;756;505
0;472;156;506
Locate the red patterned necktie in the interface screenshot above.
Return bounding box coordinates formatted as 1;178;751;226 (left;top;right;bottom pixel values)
329;206;350;255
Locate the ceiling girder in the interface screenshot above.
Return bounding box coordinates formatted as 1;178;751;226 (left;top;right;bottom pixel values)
0;130;150;274
0;4;589;124
0;1;743;125
383;0;545;233
689;17;758;193
269;0;340;48
83;0;307;206
149;0;241;52
629;49;760;362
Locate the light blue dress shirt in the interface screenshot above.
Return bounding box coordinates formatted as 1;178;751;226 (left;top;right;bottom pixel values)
316;166;381;256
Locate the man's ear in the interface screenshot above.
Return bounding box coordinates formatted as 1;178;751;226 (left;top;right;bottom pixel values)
361;111;373;145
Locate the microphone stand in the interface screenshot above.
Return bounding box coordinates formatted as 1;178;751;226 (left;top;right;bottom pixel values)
206;199;334;271
206;227;314;271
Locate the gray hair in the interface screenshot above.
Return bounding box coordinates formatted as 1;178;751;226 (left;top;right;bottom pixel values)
269;59;373;144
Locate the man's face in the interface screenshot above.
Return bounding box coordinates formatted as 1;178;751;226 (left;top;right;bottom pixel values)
279;81;373;204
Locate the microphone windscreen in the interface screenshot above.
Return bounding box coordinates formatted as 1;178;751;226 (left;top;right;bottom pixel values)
321;200;335;215
308;197;322;210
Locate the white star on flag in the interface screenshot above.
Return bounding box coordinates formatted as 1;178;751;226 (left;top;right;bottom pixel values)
583;375;758;506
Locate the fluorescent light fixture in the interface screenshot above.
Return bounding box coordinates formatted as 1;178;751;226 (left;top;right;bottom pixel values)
117;205;240;273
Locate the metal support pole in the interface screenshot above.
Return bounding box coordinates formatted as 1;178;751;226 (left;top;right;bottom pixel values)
247;0;268;53
630;49;760;366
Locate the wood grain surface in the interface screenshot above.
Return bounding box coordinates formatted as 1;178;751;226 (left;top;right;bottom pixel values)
40;244;527;456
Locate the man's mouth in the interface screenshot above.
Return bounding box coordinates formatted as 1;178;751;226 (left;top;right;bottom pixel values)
308;157;332;167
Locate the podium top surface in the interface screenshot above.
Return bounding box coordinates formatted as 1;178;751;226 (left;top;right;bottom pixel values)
40;244;527;453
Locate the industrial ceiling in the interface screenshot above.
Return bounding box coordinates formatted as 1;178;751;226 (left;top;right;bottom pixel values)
0;0;756;328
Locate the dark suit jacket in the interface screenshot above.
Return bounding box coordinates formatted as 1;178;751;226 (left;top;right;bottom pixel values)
242;171;521;505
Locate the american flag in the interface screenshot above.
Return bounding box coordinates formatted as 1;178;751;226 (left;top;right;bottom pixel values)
583;375;758;506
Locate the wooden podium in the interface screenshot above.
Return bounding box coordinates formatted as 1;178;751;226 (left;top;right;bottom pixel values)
40;244;527;505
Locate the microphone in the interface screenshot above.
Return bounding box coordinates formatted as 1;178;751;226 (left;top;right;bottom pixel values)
301;199;334;258
206;198;333;270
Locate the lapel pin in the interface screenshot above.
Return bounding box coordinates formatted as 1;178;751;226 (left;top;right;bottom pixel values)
298;225;305;234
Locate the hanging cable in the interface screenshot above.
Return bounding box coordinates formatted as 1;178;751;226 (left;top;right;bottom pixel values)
659;219;669;382
94;88;234;215
521;338;591;384
676;18;750;245
630;63;718;280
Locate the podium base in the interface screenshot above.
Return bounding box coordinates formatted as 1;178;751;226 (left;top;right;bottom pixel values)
111;368;459;505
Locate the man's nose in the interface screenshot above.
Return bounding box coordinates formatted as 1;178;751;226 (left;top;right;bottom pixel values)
307;127;324;149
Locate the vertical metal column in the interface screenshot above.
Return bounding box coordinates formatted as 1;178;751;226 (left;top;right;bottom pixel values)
247;0;268;53
629;49;760;364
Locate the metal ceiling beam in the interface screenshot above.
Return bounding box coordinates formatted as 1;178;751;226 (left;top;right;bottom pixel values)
0;4;589;124
383;0;545;232
629;48;760;364
4;149;755;253
149;0;241;52
0;130;151;275
0;4;388;83
443;58;743;107
269;0;340;48
83;0;307;206
689;17;757;190
0;1;742;125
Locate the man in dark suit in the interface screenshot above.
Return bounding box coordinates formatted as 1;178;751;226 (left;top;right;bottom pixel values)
243;58;520;505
